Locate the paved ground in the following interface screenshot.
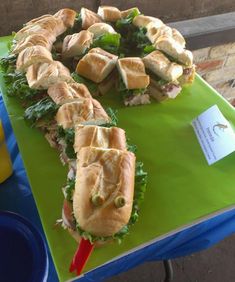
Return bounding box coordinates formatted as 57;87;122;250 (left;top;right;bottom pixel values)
106;233;235;282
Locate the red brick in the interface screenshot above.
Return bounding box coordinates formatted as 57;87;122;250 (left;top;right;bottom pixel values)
196;59;224;73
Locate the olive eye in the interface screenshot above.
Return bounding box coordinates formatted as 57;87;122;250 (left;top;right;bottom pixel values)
114;196;126;208
91;194;104;206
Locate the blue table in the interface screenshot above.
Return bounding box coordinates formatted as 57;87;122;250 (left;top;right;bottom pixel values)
1;93;235;282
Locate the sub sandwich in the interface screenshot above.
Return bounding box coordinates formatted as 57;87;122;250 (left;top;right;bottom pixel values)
117;57;150;106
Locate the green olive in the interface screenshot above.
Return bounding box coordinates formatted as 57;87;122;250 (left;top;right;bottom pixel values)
91;194;104;207
114;196;126;208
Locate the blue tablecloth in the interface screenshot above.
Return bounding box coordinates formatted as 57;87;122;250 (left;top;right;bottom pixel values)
1;94;235;282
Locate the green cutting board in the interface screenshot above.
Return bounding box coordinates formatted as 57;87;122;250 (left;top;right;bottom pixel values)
1;36;235;281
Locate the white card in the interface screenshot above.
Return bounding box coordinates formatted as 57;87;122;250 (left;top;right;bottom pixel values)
192;105;235;165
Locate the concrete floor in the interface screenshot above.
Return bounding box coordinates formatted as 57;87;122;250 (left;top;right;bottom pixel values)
106;233;235;282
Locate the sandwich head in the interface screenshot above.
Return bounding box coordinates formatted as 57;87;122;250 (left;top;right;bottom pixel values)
73;147;136;237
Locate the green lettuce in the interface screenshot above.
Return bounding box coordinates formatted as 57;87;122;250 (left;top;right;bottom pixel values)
116;8;140;30
92;33;121;54
102;107;118;127
57;127;76;159
0;54;43;104
0;54;17;73
24;97;58;126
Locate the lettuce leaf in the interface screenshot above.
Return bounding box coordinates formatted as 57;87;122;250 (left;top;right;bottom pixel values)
116;8;140;30
24;97;58;126
1;53;44;105
57;127;76;159
102;107;118;127
92;33;121;54
0;54;17;73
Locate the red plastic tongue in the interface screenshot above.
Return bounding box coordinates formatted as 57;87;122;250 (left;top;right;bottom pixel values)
69;238;95;275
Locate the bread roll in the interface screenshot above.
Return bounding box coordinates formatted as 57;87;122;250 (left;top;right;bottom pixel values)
80;8;102;30
62;31;94;58
155;36;193;66
143;50;183;81
54;8;77;28
16;46;53;72
146;23;172;44
12;34;54;54
73;147;136;237
25;14;52;26
74;125;126;153
117;57;150;89
97;6;121;22
48;81;91;104
87;23;116;37
121;7;140;18
172;28;186;48
15;16;66;40
133;15;163;28
76;48;118;83
14;24;54;41
56;98;110;129
26;61;73;89
47;81;92;104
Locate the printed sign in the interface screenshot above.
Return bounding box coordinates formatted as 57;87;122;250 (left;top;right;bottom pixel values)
192;105;235;165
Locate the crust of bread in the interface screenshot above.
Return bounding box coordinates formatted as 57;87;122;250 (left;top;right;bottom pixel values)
73;147;136;237
172;28;186;48
117;57;149;89
12;34;53;54
25;14;52;25
56;98;110;128
87;23;116;37
133;15;163;28
48;81;92;104
74;125;126;153
121;7;140;18
143;50;183;81
15;16;66;40
81;8;102;30
146;23;172;44
76;48;118;83
14;24;54;41
54;8;77;28
26;61;73;89
155;36;193;66
16;46;53;72
97;6;121;22
62;31;94;58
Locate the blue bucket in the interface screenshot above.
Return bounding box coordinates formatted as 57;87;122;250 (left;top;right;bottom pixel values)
0;211;49;282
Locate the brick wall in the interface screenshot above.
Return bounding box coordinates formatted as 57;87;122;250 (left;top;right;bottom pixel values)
193;43;235;104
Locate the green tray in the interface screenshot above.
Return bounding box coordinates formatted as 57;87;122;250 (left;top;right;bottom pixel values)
1;36;235;281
